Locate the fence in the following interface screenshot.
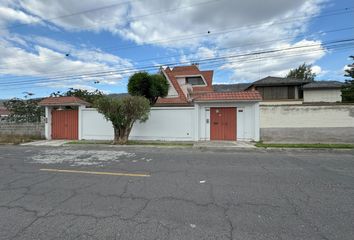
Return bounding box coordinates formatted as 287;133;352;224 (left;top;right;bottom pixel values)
0;122;45;137
80;107;195;141
260;104;354;143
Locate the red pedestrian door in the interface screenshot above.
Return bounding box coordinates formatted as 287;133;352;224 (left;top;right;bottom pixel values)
210;107;237;141
51;109;78;140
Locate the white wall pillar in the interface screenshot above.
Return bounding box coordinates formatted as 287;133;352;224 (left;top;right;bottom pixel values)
78;105;85;140
44;106;52;140
193;103;200;141
254;102;260;141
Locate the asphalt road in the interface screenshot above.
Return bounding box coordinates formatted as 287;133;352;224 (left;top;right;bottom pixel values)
0;145;353;240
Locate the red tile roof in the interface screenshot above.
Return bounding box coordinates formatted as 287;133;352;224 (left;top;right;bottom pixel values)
156;65;260;105
38;96;91;106
193;91;262;101
171;65;201;74
157;67;189;105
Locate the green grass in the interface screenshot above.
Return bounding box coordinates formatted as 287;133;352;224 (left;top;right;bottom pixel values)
255;142;354;149
0;134;44;145
127;140;193;147
66;140;112;145
66;140;193;147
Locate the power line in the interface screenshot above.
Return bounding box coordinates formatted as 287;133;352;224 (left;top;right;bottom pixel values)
1;0;220;31
1;38;351;86
0;7;352;69
0;0;147;31
1;24;353;83
1;44;351;92
0;38;352;88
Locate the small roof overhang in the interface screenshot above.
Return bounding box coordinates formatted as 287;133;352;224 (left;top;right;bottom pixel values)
193;91;262;103
38;96;91;107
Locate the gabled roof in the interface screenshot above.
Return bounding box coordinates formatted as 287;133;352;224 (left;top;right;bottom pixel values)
171;65;201;75
213;83;252;92
157;67;189;105
303;81;344;89
250;76;312;87
38;96;90;106
157;65;262;105
193;91;262;102
171;65;214;93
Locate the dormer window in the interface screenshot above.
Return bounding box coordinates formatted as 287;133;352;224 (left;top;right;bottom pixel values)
186;76;205;86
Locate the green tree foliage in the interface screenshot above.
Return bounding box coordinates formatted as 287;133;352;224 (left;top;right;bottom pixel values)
128;72;169;105
341;56;354;102
50;88;103;104
286;63;316;81
4;98;44;122
94;96;150;144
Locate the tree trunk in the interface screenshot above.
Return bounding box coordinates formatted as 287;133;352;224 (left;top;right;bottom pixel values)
113;126;129;145
113;127;121;144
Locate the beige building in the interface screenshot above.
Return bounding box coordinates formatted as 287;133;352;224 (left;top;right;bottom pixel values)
303;81;343;103
214;78;344;104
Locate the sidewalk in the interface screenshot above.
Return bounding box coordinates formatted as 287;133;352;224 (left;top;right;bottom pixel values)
193;141;256;149
21;140;68;146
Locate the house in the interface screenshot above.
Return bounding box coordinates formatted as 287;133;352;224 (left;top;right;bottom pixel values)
39;65;262;141
302;81;343;103
245;76;311;103
216;76;344;104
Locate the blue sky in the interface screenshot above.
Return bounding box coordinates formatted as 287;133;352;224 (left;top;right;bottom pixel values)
0;0;353;99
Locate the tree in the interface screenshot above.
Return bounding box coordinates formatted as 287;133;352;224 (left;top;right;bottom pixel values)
341;56;354;102
286;63;316;81
50;88;103;104
128;72;169;105
94;96;150;144
4;98;44;122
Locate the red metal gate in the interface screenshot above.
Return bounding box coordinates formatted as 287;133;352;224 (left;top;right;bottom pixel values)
51;109;78;140
210;107;236;141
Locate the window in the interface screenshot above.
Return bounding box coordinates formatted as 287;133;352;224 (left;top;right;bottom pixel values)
186;76;205;85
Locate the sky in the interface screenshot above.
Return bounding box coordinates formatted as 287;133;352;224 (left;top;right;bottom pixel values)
0;0;353;99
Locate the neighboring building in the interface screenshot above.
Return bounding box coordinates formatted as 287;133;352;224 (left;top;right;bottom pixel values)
245;76;311;101
303;81;343;103
216;76;345;104
39;65;262;142
213;83;252;93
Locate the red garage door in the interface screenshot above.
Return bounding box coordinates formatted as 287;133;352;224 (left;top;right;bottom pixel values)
51;109;78;140
210;107;237;141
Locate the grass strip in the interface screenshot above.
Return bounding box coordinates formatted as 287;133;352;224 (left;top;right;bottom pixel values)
0;134;43;145
255;143;354;149
66;140;193;147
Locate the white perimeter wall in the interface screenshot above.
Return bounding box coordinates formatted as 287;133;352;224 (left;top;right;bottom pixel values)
260;105;354;128
260;104;354;143
303;89;341;103
81;107;195;141
81;103;260;142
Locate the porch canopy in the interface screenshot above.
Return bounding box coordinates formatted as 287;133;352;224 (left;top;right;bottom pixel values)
38;96;90;107
193;91;262;102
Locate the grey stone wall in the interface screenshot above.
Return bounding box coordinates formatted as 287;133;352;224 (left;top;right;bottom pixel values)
0;122;45;137
261;127;354;143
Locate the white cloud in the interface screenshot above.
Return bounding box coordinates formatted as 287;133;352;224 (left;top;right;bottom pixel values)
0;36;134;89
0;0;329;84
311;65;322;75
220;40;326;82
0;6;41;25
